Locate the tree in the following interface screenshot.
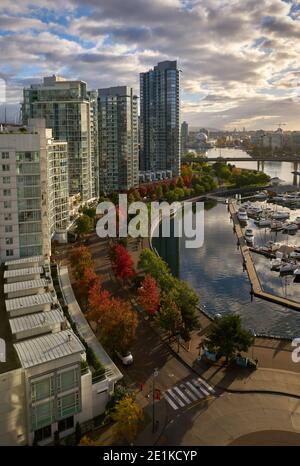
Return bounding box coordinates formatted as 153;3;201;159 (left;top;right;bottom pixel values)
88;283;111;316
75;214;94;238
82;206;96;219
111;395;144;444
111;244;135;282
138;249;176;292
138;274;160;315
204;314;254;364
171;280;199;336
76;267;101;311
70;245;94;280
79;435;100;446
87;296;138;353
155;294;182;336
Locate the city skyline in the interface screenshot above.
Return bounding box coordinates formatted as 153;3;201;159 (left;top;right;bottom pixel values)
0;0;299;130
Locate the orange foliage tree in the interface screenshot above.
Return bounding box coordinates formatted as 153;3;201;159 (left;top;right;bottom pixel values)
76;267;101;311
111;244;135;282
138;274;160;316
70;245;94;280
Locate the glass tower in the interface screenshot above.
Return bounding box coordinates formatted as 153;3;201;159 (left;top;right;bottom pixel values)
140;61;181;176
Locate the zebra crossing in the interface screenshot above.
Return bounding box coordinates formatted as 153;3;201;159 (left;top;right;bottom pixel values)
164;376;215;410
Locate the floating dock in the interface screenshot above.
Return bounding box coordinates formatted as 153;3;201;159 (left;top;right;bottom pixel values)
229;201;300;312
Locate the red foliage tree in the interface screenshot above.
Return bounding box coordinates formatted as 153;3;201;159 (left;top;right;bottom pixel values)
111;244;135;282
76;267;101;311
88;282;111;315
139;185;147;198
138;274;160;315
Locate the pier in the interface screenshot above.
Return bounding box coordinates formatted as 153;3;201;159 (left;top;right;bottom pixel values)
228;201;300;312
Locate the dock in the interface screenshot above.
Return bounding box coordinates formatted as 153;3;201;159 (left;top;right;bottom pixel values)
228;201;300;312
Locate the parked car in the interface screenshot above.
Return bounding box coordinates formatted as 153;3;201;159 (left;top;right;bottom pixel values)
116;351;133;366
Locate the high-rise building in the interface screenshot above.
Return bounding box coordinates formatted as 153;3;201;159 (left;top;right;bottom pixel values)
98;86;139;193
22;76;92;202
88;90;99;198
181;121;189;155
0;119;69;263
140;60;181;176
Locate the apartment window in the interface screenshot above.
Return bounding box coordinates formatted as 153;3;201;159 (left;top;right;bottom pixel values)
31;400;54;430
5;225;12;233
31;377;54;402
3;189;11;196
33;425;52;443
4;201;11;209
1;152;9;159
57;368;79;392
57;392;80;419
2;176;10;184
58;416;74;433
4;213;12;221
2;165;9;172
6;250;13;257
5;238;13;245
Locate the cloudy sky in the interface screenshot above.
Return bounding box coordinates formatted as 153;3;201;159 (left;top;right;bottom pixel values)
0;0;300;130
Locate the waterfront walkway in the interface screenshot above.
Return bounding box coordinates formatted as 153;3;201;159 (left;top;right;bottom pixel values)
229;201;300;312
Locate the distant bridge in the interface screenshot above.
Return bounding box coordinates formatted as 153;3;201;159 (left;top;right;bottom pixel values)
182;156;300;164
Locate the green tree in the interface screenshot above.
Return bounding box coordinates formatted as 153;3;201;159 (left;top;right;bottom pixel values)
138;249;176;292
205;314;254;364
171;280;199;336
75;214;94;238
155;294;182;336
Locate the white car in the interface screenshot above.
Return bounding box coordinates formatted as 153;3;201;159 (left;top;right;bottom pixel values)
116;351;133;366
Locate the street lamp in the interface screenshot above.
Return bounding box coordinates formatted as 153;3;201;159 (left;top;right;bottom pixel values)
250;328;256;359
152;368;159;434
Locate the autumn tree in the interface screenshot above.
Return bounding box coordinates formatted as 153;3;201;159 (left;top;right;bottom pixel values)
87;283;111;317
111;244;135;282
70;245;94;280
76;267;101;311
138;274;160;316
87;296;138;354
112;395;144;444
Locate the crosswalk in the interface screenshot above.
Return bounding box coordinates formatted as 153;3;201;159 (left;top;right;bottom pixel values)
164;376;215;410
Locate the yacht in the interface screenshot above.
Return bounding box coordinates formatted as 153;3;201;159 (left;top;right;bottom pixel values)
293;268;300;276
294;217;300;226
271;221;284;231
280;262;297;274
290;251;300;259
255;218;271;227
272;211;290;220
254;192;267;200
270;258;282;270
237;208;248;223
244;228;254;243
283;223;298;233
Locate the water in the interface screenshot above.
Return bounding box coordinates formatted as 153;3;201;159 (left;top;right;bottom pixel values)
153;201;300;339
205;147;296;185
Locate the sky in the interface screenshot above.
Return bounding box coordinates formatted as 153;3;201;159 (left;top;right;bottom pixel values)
0;0;299;130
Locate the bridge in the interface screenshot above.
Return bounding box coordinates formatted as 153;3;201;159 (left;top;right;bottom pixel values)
182;155;300;164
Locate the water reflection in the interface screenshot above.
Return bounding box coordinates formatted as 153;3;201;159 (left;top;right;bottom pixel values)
205;147;296;185
153;202;300;339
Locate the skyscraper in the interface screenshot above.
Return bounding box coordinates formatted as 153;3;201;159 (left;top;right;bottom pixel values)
140;60;181;176
22;76;92;202
181;121;189;155
0;119;69;262
98;86;139;193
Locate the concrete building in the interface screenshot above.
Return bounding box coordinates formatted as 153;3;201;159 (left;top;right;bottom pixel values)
87;90;99;198
0;119;69;263
140;60;181;176
22;76;93;202
97;86;139;193
0;256;122;445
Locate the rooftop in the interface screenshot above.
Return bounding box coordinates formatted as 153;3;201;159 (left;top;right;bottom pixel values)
5;255;44;267
5;292;56;313
4;278;49;294
4;267;43;279
14;330;84;369
9;309;65;335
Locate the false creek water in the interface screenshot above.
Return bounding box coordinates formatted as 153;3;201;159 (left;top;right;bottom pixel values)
153;148;300;339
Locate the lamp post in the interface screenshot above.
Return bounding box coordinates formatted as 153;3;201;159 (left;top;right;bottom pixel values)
152;368;159;433
250;328;256;359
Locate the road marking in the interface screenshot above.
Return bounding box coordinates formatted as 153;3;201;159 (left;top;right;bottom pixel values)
197;376;215;393
164;394;178;410
192;379;210;396
173;386;192;404
179;384;198;401
166;388;185;407
186;381;205;398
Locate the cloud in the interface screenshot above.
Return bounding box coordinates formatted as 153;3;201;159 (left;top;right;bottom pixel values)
0;0;299;129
